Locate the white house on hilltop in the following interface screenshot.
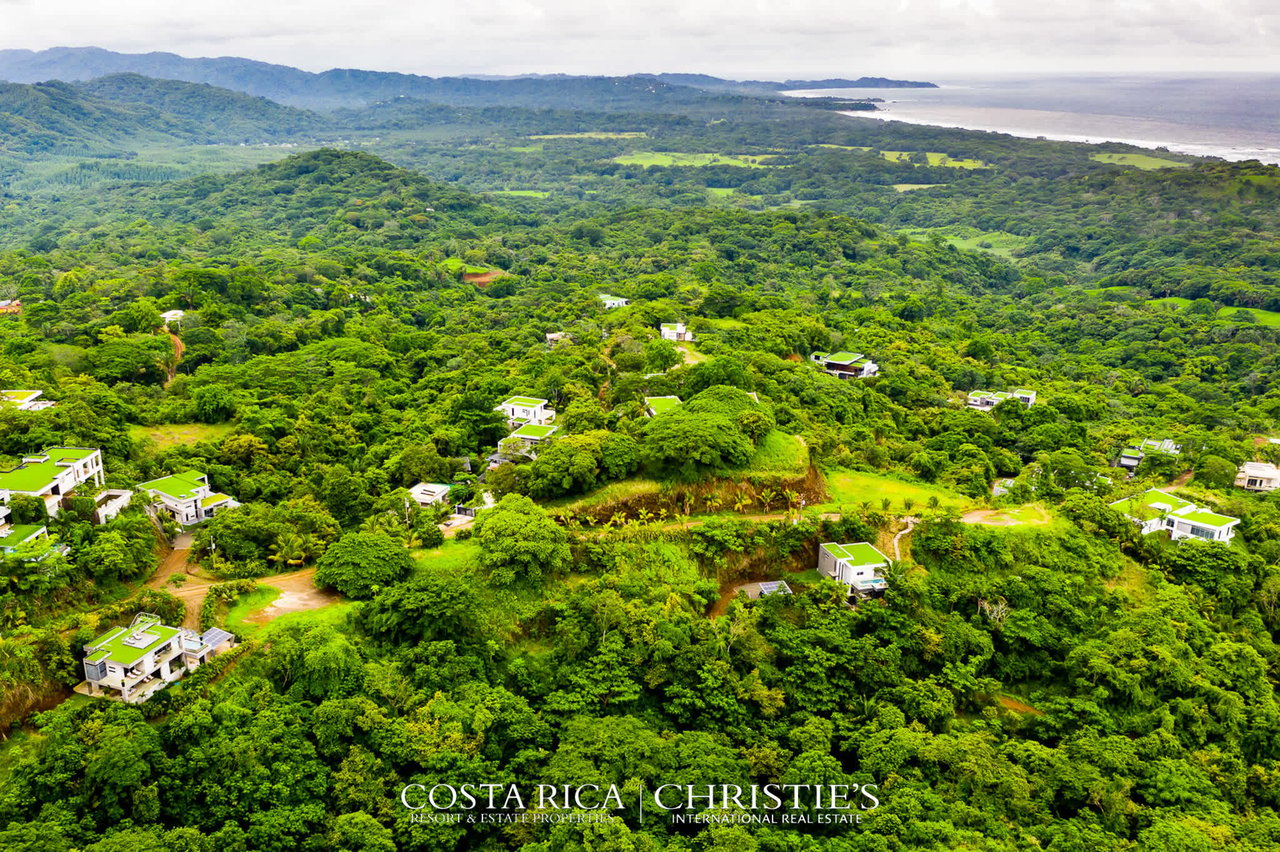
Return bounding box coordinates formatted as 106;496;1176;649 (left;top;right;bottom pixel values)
496;396;556;427
818;541;890;597
1236;462;1280;492
968;389;1036;411
408;482;453;507
160;310;185;327
0;447;104;518
599;294;629;310
810;351;879;379
1108;488;1240;543
2;390;56;411
660;322;694;343
1118;438;1181;472
80;613;236;703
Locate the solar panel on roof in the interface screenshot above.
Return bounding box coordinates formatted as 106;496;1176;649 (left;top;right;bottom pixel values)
200;628;234;648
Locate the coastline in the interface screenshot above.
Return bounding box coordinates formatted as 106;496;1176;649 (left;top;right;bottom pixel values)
833;104;1280;166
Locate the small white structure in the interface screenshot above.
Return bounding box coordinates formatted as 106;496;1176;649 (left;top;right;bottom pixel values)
81;614;235;704
0;447;105;517
1236;462;1280;492
599;294;629;309
546;332;571;347
138;470;238;527
0;505;52;556
660;322;694;343
818;542;890;596
811;351;879;379
967;389;1036;411
93;489;134;524
509;423;559;446
408;482;452;507
1;390;56;411
160;310;186;327
1108;489;1240;543
1118;438;1181;471
496;396;556;427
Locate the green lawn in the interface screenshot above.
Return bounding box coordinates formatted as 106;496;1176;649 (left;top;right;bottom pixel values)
130;422;234;451
1091;152;1189;170
1151;297;1193;309
808;144;872;151
254;602;355;639
820;469;974;512
613;152;776;168
489;189;550;198
224;586;282;638
552;478;663;512
440;257;492;275
737;430;809;477
530;132;647;139
901;226;1030;259
881;151;991;169
1149;299;1280;326
893;183;945;192
507;145;543;153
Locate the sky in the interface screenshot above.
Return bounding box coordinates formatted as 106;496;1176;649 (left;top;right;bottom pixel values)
0;0;1277;79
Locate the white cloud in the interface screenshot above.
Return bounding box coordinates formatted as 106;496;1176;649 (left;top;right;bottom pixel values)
0;0;1276;77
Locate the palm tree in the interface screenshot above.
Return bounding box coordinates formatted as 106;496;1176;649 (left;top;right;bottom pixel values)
759;488;778;511
734;494;752;514
704;494;724;513
902;498;915;513
928;496;941;510
881;497;892;512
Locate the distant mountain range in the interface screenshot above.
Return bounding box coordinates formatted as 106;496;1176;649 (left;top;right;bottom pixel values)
0;47;935;110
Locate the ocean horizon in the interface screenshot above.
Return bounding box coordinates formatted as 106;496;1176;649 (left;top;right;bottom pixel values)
786;74;1280;165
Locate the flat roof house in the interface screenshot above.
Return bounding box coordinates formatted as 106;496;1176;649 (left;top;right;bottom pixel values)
1109;488;1240;543
408;482;453;506
160;309;185;326
497;396;556;427
81;613;235;703
1236;462;1280;493
818;541;890;597
0;505;53;557
510;423;559;445
967;389;1036;411
138;470;238;527
810;351;879;379
660;322;694;343
644;395;682;417
1118;438;1181;471
599;294;629;309
1;390;56;411
0;447;104;517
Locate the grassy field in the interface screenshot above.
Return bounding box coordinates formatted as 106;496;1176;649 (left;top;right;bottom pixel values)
614;152;776;168
440;257;493;275
882;151;991;169
1151;297;1193;309
488;189;550;198
531;132;647;139
820;469;974;512
893;183;944;192
737;430;809;477
130;422;234;451
1091;152;1189;170
902;226;1031;259
224;586;282;638
808;144;872;151
553;479;664;512
1150;298;1280;326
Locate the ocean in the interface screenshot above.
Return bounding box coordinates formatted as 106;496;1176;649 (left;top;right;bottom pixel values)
785;75;1280;165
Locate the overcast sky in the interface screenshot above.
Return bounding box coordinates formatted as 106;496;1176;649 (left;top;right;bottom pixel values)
0;0;1277;79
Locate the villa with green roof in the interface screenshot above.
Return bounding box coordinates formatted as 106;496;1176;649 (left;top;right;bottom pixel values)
0;446;104;517
810;351;879;379
496;395;556;427
660;322;694;343
644;395;682;417
599;293;629;310
1;389;56;411
968;389;1036;411
80;613;235;703
818;541;890;597
1109;488;1240;542
0;504;53;557
139;470;238;527
510;423;559;445
1118;438;1181;472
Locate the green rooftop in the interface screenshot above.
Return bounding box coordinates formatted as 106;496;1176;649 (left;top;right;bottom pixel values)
824;351;866;364
0;447;98;494
645;396;682;415
1178;509;1239;528
824;542;889;566
511;424;557;440
139;470;208;501
1;390;40;405
87;617;183;668
1109;489;1194;521
499;396;548;408
0;523;45;550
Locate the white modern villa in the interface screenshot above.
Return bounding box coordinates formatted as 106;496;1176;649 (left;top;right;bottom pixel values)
967;389;1037;410
810;351;879;379
80;613;236;703
1236;462;1280;492
0;504;52;556
644;395;682;417
599;293;629;309
1118;438;1181;471
660;322;694;342
1;390;56;411
408;482;453;506
0;447;104;517
496;396;556;427
510;423;559;446
138;470;238;526
1108;489;1240;543
818;541;890;597
160;309;186;327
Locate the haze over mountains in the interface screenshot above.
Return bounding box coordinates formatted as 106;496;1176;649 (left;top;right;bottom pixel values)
0;47;935;110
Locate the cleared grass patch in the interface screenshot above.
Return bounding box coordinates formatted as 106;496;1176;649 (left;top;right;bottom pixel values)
531;132;647;139
821;469;974;512
962;504;1055;526
553;478;664;512
130;422;233;451
1091;152;1189;170
881;151;991;169
808;144;872;151
1219;306;1280;327
614;152;776;168
737;430;809;477
902;226;1030;259
489;189;550;198
224;586;281;638
893;183;944;192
